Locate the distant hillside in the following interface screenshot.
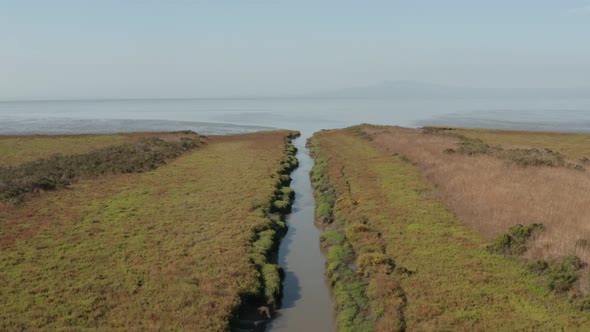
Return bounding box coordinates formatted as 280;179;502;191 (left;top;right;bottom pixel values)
306;80;590;99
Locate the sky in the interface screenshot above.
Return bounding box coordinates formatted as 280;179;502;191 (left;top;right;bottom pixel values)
1;0;590;100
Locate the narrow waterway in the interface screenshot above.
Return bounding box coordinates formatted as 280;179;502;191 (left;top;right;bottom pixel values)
267;136;335;331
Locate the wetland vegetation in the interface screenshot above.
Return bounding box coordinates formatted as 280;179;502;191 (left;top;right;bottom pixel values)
309;125;590;331
0;130;299;331
4;124;590;331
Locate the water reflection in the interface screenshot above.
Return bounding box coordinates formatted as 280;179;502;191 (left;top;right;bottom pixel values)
266;137;335;332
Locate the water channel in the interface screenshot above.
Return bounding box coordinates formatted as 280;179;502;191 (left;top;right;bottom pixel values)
266;136;335;331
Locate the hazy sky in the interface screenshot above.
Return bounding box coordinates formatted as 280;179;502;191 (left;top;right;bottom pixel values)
1;0;590;100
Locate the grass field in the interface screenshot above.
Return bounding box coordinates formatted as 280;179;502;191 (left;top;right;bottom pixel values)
309;126;590;331
0;130;298;330
0;132;196;167
452;127;590;161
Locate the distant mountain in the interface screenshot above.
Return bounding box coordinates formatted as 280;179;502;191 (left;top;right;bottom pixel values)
306;80;590;99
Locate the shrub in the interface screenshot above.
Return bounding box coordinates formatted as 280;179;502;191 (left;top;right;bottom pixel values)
422;126;457;136
356;253;395;277
458;138;495;155
0;134;200;201
271;200;291;214
316;201;333;223
320;231;346;248
527;259;549;274
547;256;583;293
432;129;574;169
487;223;544;255
277;174;292;186
509;223;544;240
286;144;297;155
249;229;276;267
498;148;565;167
329;245;354;263
262;264;282;309
279;187;295;200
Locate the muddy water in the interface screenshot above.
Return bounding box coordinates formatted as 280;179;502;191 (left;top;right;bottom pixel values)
267;137;335;332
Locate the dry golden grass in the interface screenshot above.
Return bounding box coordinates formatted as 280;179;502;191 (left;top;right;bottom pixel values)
363;126;590;272
0;130;294;330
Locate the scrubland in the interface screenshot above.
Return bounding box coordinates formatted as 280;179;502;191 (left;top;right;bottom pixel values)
0;132;191;167
452;127;590;160
309;126;590;331
363;126;590;269
0;130;298;330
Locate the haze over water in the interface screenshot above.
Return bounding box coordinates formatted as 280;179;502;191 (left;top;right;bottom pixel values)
2;97;590;136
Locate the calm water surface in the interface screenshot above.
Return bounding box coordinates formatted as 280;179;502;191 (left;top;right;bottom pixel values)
2;97;590;135
266;137;335;332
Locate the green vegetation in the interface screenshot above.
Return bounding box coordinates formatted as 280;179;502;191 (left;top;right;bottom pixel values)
0;132;196;167
0;130;298;331
309;134;405;332
487;224;544;255
326;241;373;332
262;264;282;309
0;134;132;167
0;132;201;202
527;256;584;293
311;138;370;331
308;140;336;224
310;126;590;331
547;256;583;292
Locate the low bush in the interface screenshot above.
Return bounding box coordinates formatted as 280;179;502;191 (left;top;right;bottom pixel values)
425;127;575;169
498;148;565;167
262;264;282;309
458;138;496;155
527;259;549;274
0;134;200;201
277;174;292;186
547;256;583;293
248;229;277;268
320;231;346;248
316;201;334;224
527;255;583;293
278;187;295;200
487;223;544;255
271;200;291;214
329;245;354;264
356;253;395;277
422;126;458;136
